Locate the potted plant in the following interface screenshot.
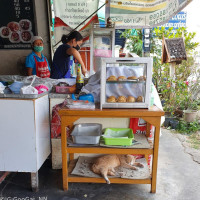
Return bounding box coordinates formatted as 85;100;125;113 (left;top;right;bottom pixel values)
182;79;200;122
183;99;198;123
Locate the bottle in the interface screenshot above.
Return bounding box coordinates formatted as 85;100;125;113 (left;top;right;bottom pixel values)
150;83;154;107
69;56;75;77
76;64;84;94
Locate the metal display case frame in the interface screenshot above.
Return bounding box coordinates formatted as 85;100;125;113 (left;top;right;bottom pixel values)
90;24;115;76
100;57;153;109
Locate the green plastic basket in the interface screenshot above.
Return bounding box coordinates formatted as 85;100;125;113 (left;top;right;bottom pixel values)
103;128;134;146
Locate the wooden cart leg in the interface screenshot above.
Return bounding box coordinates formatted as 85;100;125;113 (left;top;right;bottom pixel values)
31;172;39;192
62;151;68;191
146;122;151;138
151;119;161;193
61;116;68;191
62;152;68;191
61;116;79;191
69;153;74;161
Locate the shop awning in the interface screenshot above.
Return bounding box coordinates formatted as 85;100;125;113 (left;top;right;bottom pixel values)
52;0;193;48
109;0;192;28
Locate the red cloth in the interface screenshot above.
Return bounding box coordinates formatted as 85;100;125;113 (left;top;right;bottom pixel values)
51;100;70;138
129;118;153;166
33;56;50;78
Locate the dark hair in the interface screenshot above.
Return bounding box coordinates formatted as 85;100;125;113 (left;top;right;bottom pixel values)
61;31;83;44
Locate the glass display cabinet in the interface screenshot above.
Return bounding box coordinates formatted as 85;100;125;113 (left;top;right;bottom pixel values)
90;24;115;75
100;57;153;109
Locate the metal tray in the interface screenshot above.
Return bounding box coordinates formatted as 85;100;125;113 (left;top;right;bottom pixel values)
0;92;48;99
106;79;145;84
71;123;102;144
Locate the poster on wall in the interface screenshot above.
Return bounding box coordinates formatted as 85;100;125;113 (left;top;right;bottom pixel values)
53;0;98;46
54;0;98;30
109;0;192;28
0;0;37;49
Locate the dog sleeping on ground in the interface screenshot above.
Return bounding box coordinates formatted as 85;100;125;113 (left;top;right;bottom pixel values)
91;154;144;184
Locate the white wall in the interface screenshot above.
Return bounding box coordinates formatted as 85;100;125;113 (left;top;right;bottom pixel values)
184;0;200;50
0;0;51;75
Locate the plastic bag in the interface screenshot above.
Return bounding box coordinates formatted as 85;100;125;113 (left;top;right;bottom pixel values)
0;75;76;92
9;81;24;94
20;85;38;94
66;99;95;110
34;85;48;94
0;82;6;94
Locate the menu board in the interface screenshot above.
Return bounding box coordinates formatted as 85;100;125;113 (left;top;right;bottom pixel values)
0;0;37;49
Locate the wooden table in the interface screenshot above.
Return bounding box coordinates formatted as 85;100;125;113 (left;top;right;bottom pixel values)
59;106;164;193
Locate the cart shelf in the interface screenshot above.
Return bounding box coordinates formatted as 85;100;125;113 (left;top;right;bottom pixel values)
68;158;151;184
59;106;164;193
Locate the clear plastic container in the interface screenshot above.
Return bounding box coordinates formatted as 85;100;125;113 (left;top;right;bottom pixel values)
55;85;76;94
103;128;134;146
71;123;102;144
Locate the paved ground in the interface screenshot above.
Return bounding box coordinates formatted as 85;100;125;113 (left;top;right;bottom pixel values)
0;129;200;200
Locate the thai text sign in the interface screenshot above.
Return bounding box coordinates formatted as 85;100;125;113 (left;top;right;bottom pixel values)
163;11;187;30
110;0;191;28
54;0;98;30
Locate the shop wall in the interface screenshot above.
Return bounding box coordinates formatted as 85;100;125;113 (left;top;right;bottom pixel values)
0;0;51;75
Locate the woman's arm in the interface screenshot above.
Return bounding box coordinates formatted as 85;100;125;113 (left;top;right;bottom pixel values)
27;67;33;76
25;54;35;76
67;48;86;76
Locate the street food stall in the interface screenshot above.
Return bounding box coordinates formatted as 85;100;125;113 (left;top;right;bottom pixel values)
0;0;192;192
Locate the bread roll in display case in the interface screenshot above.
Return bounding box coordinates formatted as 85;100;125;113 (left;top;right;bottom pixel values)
100;57;153;109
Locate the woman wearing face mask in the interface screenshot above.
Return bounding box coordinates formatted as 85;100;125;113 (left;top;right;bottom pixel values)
50;31;86;79
25;36;51;78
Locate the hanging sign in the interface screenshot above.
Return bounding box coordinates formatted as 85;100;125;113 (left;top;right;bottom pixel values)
0;0;37;49
54;0;98;30
163;11;187;31
53;0;98;46
109;0;192;28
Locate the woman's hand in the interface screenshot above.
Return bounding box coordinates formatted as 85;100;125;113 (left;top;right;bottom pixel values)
81;66;87;76
68;48;87;76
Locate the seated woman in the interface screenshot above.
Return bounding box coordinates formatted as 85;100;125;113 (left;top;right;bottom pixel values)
26;36;51;78
51;31;86;79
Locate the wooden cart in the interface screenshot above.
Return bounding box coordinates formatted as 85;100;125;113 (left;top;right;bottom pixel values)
59;106;164;193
